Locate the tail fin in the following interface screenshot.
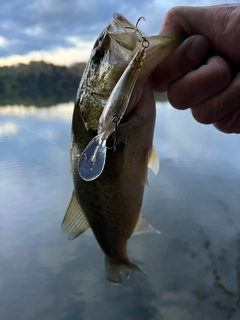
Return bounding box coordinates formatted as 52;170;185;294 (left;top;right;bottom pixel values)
105;257;144;284
78;134;106;181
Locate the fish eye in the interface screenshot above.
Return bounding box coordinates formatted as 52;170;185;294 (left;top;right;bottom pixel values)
92;46;104;63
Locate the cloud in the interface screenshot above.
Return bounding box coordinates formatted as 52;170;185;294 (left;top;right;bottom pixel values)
0;0;234;65
0;0;153;57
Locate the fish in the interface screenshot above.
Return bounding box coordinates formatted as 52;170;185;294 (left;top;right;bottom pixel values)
62;12;182;283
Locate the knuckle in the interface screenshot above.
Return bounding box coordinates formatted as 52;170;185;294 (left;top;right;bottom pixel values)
214;108;240;134
191;103;213;124
215;60;231;84
164;7;180;23
161;6;185;33
191;94;225;125
168;81;189;110
214;121;234;134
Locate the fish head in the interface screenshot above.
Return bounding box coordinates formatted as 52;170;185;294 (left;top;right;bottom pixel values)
77;13;151;131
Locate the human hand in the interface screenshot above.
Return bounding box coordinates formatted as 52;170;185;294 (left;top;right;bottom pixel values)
152;4;240;134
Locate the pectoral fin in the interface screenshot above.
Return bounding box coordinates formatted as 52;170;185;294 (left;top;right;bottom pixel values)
143;146;160;186
148;146;159;175
61;191;90;240
132;214;160;236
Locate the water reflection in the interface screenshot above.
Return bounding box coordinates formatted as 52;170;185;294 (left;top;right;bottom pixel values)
0;102;240;320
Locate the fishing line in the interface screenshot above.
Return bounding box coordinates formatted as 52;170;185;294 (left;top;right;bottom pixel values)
8;118;70;152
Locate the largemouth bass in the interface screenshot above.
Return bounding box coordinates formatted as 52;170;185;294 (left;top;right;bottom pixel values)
62;13;181;283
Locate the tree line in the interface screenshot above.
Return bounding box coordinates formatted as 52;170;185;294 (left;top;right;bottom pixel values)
0;61;167;107
0;61;85;107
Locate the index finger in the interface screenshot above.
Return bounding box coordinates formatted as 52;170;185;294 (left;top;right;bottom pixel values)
160;5;240;62
152;34;210;92
160;6;211;35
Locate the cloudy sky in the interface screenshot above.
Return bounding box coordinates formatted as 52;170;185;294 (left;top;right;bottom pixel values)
0;0;236;66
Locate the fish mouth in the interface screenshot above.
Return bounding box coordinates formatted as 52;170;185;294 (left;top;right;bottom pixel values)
112;13;136;29
111;12;148;37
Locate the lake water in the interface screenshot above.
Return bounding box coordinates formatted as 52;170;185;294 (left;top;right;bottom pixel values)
0;102;240;320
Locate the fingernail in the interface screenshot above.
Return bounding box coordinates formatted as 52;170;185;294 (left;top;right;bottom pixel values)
187;35;209;61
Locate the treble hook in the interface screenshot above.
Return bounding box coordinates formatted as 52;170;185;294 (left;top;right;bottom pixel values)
107;115;120;152
112;115;119;152
124;16;150;51
136;16;146;30
124;16;146;38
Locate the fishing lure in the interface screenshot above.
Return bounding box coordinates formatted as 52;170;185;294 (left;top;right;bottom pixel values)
78;38;149;181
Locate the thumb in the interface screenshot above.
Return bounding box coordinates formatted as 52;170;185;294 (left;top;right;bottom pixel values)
159;6;209;36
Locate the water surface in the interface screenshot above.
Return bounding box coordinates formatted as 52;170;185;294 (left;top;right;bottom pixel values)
0;102;240;320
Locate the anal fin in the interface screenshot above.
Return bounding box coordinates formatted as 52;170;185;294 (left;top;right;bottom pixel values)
61;191;90;240
132;214;160;236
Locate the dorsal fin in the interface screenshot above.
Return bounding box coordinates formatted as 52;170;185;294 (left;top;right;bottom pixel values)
132;214;160;236
61;191;90;240
148;146;159;175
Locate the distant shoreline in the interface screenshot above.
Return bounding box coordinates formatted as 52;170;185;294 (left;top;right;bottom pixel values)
0;60;168;107
0;61;85;107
